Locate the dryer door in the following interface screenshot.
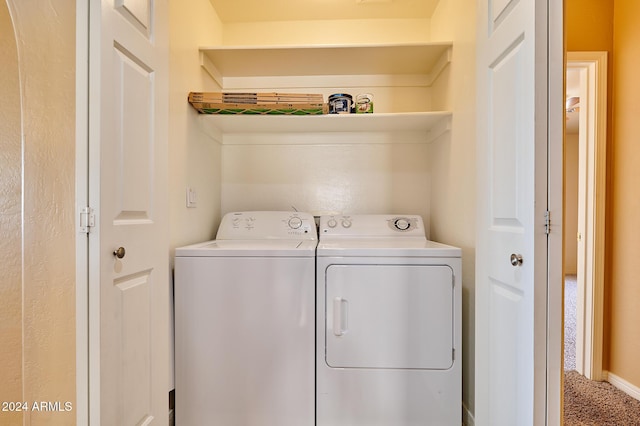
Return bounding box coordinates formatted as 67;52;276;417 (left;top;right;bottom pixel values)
325;264;454;370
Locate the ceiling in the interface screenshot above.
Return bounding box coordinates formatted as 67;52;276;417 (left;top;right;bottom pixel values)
207;0;441;23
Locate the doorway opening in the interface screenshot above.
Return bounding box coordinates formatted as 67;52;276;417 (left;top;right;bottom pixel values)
564;51;607;380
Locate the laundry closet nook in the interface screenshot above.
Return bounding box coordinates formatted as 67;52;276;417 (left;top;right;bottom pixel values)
169;0;476;422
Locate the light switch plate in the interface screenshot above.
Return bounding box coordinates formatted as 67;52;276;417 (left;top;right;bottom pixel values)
186;187;197;208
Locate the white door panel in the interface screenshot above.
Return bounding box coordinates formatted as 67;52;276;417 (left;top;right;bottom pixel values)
115;0;151;31
89;0;169;424
491;0;513;24
476;0;553;424
112;45;153;221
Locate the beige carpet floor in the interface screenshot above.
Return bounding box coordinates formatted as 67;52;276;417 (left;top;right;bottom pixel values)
564;371;640;425
564;276;640;424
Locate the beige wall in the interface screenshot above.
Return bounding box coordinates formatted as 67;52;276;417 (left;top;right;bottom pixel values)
0;3;24;425
429;0;477;418
168;0;226;394
222;143;432;218
222;18;430;46
564;133;579;274
169;0;225;251
610;0;640;388
214;17;436;218
1;0;77;424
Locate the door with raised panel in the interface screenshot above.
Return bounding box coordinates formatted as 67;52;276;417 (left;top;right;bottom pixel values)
475;0;557;424
89;0;169;424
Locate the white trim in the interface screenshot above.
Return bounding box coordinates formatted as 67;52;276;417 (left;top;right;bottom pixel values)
604;371;640;402
75;0;89;424
87;0;102;423
547;1;565;424
566;51;608;382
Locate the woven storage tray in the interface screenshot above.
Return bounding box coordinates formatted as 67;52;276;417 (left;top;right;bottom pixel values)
189;101;328;115
188;92;328;115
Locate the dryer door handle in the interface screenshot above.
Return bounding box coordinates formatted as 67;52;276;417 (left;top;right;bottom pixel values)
333;297;349;337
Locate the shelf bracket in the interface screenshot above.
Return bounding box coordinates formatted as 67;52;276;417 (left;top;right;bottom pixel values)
426;115;452;144
200;51;224;88
426;47;452;87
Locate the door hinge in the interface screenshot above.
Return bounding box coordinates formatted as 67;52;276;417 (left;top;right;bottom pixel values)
544;210;551;235
452;348;456;361
80;207;95;234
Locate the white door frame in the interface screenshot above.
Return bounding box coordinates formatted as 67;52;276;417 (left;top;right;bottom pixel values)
566;51;607;381
547;1;565;422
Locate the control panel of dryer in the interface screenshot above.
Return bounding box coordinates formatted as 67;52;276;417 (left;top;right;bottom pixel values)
216;211;317;240
319;214;425;237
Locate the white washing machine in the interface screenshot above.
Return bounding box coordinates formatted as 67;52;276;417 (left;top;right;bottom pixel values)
316;214;462;426
174;211;317;426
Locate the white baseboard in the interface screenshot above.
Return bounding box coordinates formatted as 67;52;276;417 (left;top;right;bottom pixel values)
462;402;475;426
604;370;640;401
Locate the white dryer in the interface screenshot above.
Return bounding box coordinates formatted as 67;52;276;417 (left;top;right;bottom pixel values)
316;214;462;426
174;211;317;426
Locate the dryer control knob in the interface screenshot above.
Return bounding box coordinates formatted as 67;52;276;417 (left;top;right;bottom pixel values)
394;218;411;230
327;218;338;228
341;219;352;228
288;217;303;229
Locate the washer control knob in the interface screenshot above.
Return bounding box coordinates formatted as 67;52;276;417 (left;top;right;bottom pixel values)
288;216;303;229
341;219;352;228
327;218;338;228
394;218;411;230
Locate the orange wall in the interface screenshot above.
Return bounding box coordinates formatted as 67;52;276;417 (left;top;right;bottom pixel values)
610;0;640;387
566;0;614;51
565;0;614;371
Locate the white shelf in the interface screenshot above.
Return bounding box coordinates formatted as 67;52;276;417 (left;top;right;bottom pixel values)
203;111;450;133
199;112;452;144
195;43;453;144
199;42;452;88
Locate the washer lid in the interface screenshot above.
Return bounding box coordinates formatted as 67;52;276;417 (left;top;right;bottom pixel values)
317;238;461;257
175;239;317;257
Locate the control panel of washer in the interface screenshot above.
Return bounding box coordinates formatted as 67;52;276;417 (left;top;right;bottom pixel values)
319;214;425;237
216;211;317;240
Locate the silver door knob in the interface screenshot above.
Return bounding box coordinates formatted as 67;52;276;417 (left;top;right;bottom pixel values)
510;253;523;266
113;247;126;259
